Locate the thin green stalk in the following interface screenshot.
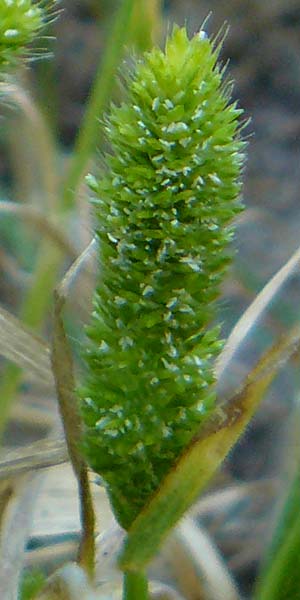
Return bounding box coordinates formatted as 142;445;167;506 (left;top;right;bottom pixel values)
254;450;300;599
61;0;135;210
123;571;149;600
0;364;21;439
128;0;163;50
18;244;63;328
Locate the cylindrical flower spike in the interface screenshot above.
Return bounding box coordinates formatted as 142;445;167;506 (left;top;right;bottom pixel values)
0;0;54;69
82;25;245;529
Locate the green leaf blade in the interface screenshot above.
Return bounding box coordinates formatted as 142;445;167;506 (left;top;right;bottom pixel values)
119;326;300;570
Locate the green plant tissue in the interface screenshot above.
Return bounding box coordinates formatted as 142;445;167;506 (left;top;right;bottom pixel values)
81;26;245;528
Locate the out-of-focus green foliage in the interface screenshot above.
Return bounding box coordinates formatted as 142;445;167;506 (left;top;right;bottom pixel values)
255;469;300;600
20;569;46;600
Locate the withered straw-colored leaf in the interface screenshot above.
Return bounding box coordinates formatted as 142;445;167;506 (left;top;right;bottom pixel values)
0;475;42;600
0;436;67;481
149;583;185;599
216;243;300;380
36;563;98;600
190;479;277;519
119;325;300;571
0;82;58;212
175;517;239;600
51;243;97;577
25;538;78;571
0;304;53;387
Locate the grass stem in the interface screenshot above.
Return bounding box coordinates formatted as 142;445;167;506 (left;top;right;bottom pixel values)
61;0;135;210
123;571;149;600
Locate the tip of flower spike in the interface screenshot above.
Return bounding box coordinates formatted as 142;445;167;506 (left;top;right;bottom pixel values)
196;30;208;41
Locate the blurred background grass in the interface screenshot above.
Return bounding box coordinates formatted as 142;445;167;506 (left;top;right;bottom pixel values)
1;1;300;597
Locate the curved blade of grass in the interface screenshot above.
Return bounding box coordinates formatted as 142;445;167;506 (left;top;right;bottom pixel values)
216;243;300;381
0;436;67;481
176;517;239;600
0;304;53;387
254;492;300;600
53;238;97;298
0;201;77;259
119;325;300;571
0;83;58;211
51;244;97;578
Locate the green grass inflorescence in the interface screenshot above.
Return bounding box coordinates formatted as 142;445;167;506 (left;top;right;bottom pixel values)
0;0;55;68
82;26;245;528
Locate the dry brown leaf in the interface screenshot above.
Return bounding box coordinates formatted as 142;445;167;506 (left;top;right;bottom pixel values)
0;436;67;481
0;304;53;387
51;243;97;577
0;474;42;600
36;563;99;599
